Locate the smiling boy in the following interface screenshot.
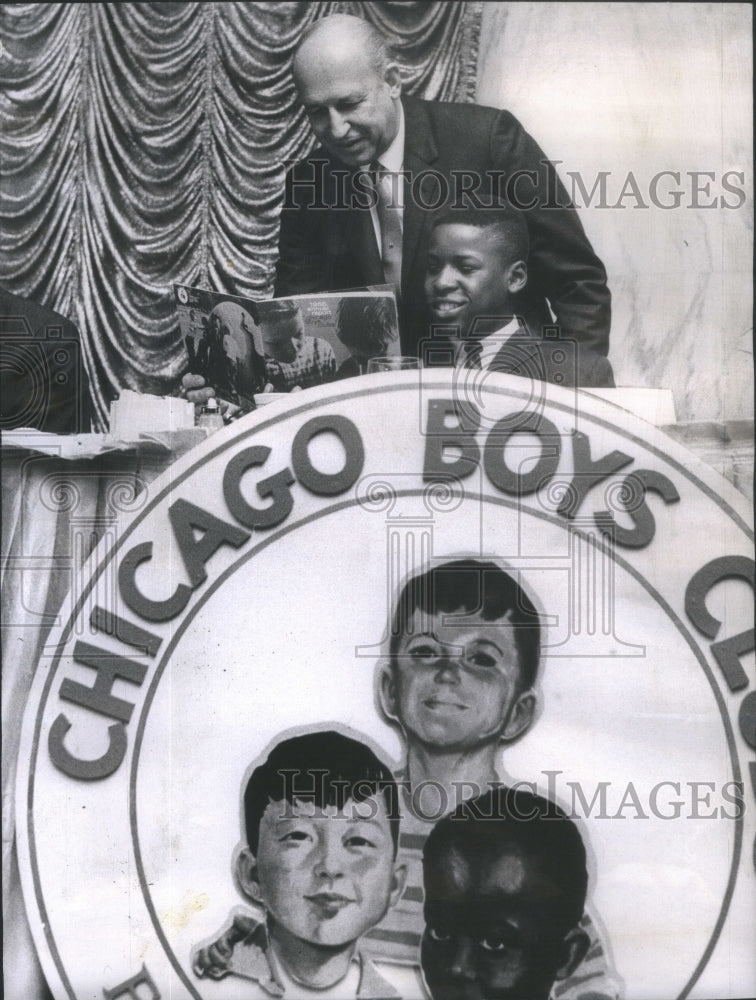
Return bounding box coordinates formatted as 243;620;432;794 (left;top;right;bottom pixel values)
425;206;528;341
423;206;615;388
364;559;621;999
421;787;591;1000
191;730;414;998
378;559;539;808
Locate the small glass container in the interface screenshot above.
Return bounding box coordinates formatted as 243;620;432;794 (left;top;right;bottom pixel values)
197;397;224;432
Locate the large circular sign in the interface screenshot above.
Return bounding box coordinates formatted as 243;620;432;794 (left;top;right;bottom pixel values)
16;373;755;999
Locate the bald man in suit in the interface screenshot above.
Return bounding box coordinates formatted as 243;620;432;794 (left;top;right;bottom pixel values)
276;15;611;364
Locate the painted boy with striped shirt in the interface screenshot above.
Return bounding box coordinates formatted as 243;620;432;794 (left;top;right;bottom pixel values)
363;558;622;1000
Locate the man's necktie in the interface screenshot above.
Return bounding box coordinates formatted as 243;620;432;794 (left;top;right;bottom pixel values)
371;161;403;292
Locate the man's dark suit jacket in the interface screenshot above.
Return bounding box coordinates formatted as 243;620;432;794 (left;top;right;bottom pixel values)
275;96;611;360
0;287;92;433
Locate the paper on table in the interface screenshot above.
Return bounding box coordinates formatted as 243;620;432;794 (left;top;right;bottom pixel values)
109;389;195;438
0;428;206;460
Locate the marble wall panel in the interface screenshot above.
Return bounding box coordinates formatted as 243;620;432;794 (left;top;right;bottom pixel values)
475;2;752;423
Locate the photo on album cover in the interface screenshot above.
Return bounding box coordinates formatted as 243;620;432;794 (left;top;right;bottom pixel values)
174;284;400;408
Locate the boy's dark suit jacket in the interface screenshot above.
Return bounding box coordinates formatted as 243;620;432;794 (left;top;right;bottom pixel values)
275;96;611;361
462;321;615;389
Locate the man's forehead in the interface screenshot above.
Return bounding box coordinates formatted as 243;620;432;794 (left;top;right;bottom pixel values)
294;46;379;101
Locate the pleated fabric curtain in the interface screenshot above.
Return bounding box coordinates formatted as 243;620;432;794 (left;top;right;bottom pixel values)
0;2;482;429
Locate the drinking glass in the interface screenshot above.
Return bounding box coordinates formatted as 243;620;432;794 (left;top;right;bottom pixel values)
366;356;422;373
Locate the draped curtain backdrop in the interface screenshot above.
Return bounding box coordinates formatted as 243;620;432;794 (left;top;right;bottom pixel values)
0;2;482;429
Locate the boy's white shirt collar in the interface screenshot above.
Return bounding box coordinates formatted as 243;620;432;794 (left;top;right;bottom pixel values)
478;316;523;368
457;316;527;369
226;914;401;998
269;943;361;997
